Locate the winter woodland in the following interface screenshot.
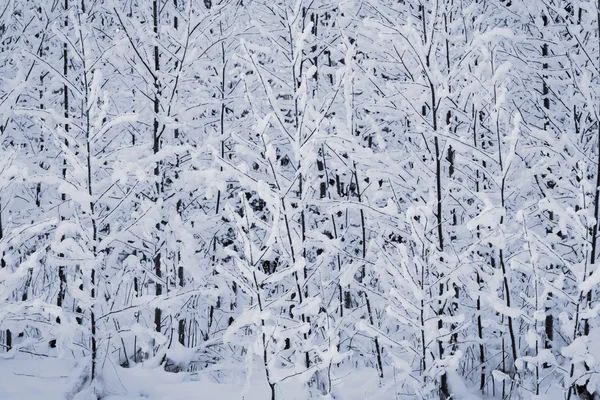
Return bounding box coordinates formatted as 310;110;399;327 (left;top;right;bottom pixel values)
1;0;600;399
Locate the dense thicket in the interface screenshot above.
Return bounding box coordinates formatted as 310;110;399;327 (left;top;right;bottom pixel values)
2;0;600;398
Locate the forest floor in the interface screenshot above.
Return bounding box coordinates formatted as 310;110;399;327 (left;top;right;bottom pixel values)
0;356;388;400
0;356;561;399
0;357;273;399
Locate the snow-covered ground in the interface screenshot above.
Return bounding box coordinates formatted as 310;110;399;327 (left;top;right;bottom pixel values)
0;358;73;400
0;357;272;400
0;357;391;400
0;355;566;399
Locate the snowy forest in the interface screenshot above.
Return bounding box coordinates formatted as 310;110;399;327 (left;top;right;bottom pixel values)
2;0;600;399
